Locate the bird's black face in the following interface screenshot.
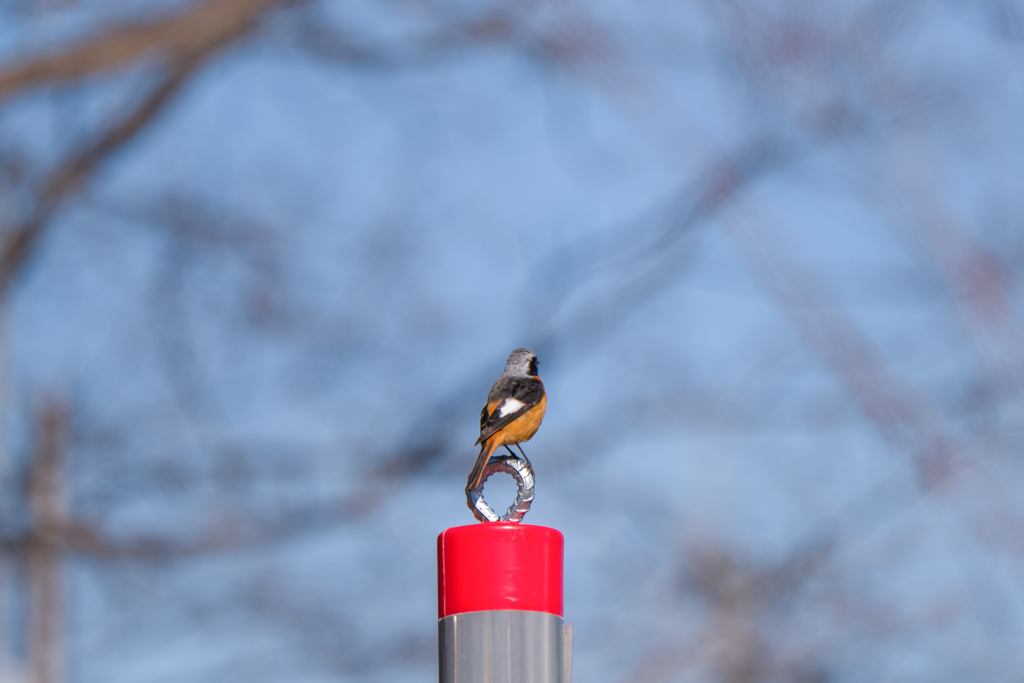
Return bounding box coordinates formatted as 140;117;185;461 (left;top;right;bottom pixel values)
527;356;539;377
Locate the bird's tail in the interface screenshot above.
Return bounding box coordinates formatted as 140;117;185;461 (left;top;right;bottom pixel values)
466;439;499;493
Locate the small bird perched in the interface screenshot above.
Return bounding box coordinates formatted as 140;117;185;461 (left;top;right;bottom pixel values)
467;348;547;494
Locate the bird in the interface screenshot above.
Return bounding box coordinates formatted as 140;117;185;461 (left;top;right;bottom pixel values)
466;348;547;494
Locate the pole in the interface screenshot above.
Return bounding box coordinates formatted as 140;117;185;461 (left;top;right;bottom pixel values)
437;522;571;682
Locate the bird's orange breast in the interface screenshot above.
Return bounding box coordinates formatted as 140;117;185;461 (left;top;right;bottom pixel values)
498;392;546;444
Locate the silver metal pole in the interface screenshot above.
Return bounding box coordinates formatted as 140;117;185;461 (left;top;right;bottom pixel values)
438;610;571;683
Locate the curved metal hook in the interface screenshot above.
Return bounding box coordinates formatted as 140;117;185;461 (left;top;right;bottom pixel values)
466;454;535;523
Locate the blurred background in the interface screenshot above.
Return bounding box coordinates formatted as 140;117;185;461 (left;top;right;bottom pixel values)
1;0;1023;681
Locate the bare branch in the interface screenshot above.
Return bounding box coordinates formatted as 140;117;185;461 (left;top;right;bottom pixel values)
0;0;294;299
26;400;69;683
282;7;520;69
2;490;366;561
725;211;961;488
0;0;291;102
0;0;297;298
0;57;198;297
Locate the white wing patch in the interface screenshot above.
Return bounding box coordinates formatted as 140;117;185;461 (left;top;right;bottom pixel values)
498;398;525;417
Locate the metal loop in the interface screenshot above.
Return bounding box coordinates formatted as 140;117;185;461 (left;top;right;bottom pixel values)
466;454;535;523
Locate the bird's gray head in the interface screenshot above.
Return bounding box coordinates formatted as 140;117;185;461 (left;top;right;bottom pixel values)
504;348;539;377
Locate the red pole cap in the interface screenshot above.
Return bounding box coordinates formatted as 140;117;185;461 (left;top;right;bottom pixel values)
437;522;563;618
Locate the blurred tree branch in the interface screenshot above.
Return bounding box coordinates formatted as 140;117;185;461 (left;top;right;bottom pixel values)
0;52;203;298
26;400;69;683
0;0;294;299
279;5;522;68
0;0;289;102
725;211;961;488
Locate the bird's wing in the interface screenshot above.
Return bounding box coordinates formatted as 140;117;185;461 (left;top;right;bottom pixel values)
474;376;545;445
